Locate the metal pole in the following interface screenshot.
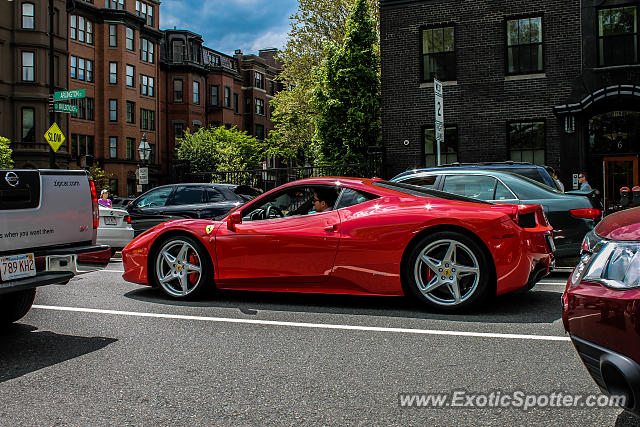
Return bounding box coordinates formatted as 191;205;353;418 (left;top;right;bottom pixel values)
48;0;55;168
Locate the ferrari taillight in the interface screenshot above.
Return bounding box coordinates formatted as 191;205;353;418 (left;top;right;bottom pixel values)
570;208;602;221
89;178;99;229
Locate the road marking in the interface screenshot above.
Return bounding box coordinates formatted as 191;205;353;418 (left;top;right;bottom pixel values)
32;305;570;342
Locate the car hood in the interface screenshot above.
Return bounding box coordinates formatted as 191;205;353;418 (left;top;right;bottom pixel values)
595;206;640;241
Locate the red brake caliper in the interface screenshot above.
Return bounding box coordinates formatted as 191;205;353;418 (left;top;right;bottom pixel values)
188;251;200;285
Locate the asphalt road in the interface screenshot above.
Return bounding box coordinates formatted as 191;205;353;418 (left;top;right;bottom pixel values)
1;261;639;426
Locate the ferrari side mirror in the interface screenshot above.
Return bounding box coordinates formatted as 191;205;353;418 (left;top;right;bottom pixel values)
227;211;242;231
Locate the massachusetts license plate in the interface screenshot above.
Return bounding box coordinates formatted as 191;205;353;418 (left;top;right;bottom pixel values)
104;216;117;225
0;253;36;281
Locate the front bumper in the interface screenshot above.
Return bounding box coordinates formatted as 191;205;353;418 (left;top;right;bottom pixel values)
0;244;111;295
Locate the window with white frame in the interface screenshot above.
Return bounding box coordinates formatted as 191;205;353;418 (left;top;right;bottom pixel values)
109;136;118;158
22;3;34;29
22;51;34;81
141;39;154;63
126;65;134;87
109;99;117;121
126;27;134;50
255;71;264;89
109;62;117;84
193;81;200;104
141;75;154;97
109;24;117;47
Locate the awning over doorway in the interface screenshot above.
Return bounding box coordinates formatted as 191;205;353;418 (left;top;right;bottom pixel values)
554;85;640;116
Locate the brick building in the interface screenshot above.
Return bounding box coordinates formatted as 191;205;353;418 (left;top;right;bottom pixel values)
380;0;640;211
67;0;163;197
160;29;282;165
0;0;71;168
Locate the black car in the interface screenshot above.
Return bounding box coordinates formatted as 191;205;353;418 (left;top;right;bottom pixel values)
126;183;251;236
391;168;601;261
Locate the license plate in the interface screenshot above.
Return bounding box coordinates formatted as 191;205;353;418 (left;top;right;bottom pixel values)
104;216;117;225
0;253;36;281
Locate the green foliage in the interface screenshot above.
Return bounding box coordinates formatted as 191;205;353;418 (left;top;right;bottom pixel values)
175;126;267;173
89;165;114;194
268;0;379;165
0;137;13;169
311;0;380;165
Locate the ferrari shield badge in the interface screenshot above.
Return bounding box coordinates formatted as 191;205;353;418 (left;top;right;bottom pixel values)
206;225;215;234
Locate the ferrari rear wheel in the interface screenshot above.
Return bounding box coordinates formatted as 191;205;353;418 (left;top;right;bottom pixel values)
406;232;489;311
153;235;211;299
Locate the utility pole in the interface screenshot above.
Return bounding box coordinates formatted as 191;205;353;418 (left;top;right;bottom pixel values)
48;0;55;168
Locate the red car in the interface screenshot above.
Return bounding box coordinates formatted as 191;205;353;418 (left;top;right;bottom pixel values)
563;206;640;414
122;177;554;311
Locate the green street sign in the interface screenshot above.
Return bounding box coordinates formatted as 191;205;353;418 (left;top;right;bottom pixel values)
54;89;86;101
54;103;79;114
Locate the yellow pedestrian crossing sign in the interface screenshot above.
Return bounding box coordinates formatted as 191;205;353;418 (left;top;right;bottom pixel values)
44;122;65;152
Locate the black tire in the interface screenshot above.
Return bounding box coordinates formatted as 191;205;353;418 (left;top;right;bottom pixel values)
151;235;213;299
0;288;36;325
405;231;490;312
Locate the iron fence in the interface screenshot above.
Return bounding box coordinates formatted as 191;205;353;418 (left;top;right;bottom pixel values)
172;148;383;193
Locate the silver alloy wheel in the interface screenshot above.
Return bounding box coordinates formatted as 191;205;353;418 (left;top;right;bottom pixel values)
155;239;203;297
413;239;480;306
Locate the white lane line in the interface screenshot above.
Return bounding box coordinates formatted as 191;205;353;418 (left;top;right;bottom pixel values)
32;305;570;342
101;269;125;273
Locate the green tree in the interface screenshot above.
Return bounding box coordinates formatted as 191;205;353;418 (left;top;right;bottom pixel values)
269;0;379;164
311;0;380;164
175;126;267;173
89;165;114;194
0;137;13;168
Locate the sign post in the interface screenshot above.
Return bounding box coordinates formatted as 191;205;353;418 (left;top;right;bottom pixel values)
434;78;444;166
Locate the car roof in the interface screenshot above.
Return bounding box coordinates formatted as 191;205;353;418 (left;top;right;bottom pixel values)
393;168;524;180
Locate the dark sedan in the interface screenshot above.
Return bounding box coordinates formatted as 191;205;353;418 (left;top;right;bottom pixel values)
391;168;601;260
126;183;248;236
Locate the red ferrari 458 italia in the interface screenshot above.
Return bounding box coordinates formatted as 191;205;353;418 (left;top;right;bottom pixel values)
122;177;554;311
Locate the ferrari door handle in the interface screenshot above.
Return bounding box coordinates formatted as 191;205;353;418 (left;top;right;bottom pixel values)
324;224;339;232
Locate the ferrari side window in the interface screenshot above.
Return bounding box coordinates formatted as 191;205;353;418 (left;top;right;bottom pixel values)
242;187;313;221
335;188;378;209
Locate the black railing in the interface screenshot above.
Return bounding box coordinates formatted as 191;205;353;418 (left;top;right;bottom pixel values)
173;148;384;192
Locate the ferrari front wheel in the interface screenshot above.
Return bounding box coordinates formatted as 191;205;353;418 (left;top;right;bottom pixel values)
406;232;490;311
153;235;212;299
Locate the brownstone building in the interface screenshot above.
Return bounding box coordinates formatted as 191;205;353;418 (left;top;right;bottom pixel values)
0;0;70;168
160;29;282;166
67;0;163;197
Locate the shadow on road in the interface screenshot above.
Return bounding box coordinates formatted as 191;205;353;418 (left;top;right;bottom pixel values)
123;286;562;324
0;324;116;383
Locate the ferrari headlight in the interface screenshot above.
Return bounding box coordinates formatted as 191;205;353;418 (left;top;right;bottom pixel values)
580;242;640;289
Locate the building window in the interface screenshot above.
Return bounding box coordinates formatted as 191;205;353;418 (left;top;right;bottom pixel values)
136;1;153;26
70;134;94;159
141;75;154;97
224;86;231;108
109;99;117;121
109;24;117;47
126;27;134;50
109;62;117;84
22;3;34;29
107;0;125;10
245;97;251;113
86;59;93;82
210;85;219;106
71;57;93;82
70;55;77;79
147;5;153;26
193;122;201;132
86;21;93;44
22;51;34;81
234;93;239;113
109;137;117;158
87;97;94;120
508;121;545;165
141;109;155;131
193;81;200;104
141;39;154;63
172;40;184;62
126;101;135;123
70;15;77;39
269;80;275;96
424;125;458;167
506;17;543;74
78;16;85;42
126;138;135;160
421;26;456;82
174;123;184;139
126;65;134;87
78;58;85;80
255;124;264;141
173;79;183;102
598;6;638;66
22;108;35;142
255;98;264;115
255;71;264;89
